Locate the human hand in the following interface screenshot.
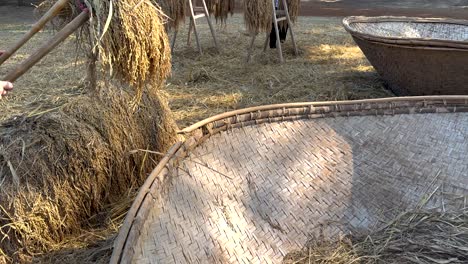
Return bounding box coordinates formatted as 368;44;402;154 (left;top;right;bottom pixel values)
0;81;13;99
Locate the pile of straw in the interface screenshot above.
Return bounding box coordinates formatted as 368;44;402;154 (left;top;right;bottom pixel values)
284;209;468;263
0;83;178;263
206;0;235;24
0;0;178;262
243;0;300;34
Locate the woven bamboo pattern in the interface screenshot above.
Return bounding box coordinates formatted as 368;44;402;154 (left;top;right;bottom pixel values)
343;16;468;96
111;96;468;264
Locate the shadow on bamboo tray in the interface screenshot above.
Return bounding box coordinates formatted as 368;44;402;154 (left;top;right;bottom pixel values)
110;96;468;263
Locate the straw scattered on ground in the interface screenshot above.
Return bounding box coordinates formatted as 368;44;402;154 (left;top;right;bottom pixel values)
283;209;468;264
168;15;392;127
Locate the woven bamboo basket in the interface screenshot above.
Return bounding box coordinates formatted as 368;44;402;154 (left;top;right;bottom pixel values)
110;96;468;264
343;16;468;96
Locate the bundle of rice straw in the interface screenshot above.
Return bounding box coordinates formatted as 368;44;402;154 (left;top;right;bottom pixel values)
205;0;235;24
279;0;300;23
243;0;273;34
284;209;468;264
243;0;300;34
0;0;178;262
153;0;186;30
88;0;172;103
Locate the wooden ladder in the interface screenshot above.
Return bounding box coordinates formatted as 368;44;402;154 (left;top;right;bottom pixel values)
247;0;298;63
171;0;219;54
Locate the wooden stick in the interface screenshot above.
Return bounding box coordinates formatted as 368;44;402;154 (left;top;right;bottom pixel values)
282;0;298;55
201;0;219;52
171;30;178;52
271;0;284;63
188;0;203;54
3;11;89;83
263;32;270;52
0;0;69;66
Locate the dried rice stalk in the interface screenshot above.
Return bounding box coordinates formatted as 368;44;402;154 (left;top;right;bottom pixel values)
89;0;172;103
243;0;273;34
284;209;468;264
38;0;172;102
0;82;178;263
205;0;235;24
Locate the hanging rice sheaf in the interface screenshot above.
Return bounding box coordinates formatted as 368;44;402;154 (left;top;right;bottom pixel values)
243;0;300;34
243;0;274;33
153;0;186;30
280;0;300;23
205;0;235;24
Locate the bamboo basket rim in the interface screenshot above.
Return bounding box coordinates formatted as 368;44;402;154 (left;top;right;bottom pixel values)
343;16;468;49
110;95;468;264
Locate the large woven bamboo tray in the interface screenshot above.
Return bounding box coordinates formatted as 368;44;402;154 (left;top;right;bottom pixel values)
343;16;468;96
111;96;468;264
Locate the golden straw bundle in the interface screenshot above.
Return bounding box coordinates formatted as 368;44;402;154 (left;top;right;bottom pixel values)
279;0;300;23
243;0;299;34
243;0;273;34
0;84;178;263
89;0;172;102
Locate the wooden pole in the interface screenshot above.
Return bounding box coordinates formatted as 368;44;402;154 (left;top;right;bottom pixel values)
201;0;219;52
282;0;298;55
188;0;203;54
0;0;69;66
3;11;89;83
271;0;284;63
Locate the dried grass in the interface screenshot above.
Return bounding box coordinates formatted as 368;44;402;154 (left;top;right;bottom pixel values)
0;82;178;263
168;15;392;127
284;209;468;264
